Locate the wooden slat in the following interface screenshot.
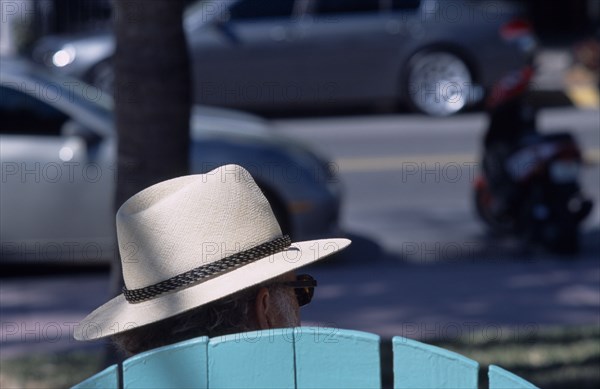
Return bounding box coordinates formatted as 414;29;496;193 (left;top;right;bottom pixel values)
393;337;478;389
79;330;543;389
489;365;539;389
71;364;119;389
294;327;381;389
208;328;295;389
122;336;209;389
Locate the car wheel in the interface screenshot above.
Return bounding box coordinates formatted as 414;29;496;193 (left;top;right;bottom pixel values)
88;59;114;94
405;50;473;116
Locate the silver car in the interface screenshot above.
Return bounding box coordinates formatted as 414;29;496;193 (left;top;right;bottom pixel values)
32;0;536;116
0;59;341;264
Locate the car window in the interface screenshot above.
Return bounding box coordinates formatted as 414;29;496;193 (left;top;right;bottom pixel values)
0;85;68;136
315;0;381;15
390;0;421;10
229;0;296;20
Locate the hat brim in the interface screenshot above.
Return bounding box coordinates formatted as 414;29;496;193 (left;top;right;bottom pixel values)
74;238;350;341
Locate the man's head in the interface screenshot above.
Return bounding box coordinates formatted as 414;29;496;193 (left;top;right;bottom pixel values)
74;165;349;346
113;271;302;356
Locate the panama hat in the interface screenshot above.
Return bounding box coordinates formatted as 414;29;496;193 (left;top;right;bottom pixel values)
74;164;350;341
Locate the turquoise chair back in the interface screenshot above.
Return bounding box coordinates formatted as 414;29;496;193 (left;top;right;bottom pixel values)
72;327;538;389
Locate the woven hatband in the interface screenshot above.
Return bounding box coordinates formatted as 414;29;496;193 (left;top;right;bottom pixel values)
123;235;291;303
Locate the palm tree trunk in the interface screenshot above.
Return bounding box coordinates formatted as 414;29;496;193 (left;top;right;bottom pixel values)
108;0;191;359
113;0;190;207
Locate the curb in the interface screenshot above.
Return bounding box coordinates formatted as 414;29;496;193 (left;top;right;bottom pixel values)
564;65;600;109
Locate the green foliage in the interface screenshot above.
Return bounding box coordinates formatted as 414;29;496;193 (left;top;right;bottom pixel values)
0;350;103;389
432;325;600;389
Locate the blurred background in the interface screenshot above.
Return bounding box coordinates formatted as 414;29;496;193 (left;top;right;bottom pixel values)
1;0;599;388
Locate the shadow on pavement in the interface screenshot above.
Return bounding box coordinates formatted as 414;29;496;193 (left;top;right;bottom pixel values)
321;226;599;267
315;231;387;267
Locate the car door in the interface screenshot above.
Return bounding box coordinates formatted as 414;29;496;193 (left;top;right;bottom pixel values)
293;0;423;104
0;82;115;263
188;0;307;109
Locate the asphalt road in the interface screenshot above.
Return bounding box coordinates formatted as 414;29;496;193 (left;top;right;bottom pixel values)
1;107;599;359
274;107;600;258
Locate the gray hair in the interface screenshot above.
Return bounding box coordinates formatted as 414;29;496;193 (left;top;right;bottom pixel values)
111;283;296;357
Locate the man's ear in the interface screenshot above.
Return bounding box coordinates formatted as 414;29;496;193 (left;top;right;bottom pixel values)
254;286;272;330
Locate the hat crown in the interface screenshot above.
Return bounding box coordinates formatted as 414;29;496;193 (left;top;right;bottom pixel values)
117;165;281;290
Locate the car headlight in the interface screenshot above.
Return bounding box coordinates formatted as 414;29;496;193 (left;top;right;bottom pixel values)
51;45;77;68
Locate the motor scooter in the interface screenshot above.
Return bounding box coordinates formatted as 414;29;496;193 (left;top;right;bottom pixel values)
475;67;593;254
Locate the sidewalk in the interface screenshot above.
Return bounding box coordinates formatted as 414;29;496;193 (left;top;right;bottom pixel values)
304;254;600;338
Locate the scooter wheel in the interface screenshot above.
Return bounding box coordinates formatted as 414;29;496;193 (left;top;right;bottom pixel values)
474;182;513;233
549;229;580;255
